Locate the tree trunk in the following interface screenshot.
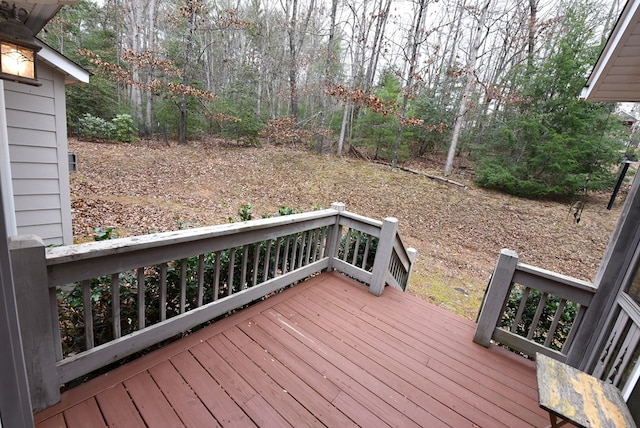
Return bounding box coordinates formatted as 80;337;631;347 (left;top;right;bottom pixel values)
527;0;538;75
144;0;157;135
337;101;351;156
317;0;338;154
444;0;491;176
287;0;299;120
392;0;428;171
179;0;198;145
125;0;143;124
364;0;391;92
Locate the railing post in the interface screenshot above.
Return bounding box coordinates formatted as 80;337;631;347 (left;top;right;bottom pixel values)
473;248;518;347
404;247;418;290
10;235;60;411
326;202;345;271
369;217;398;296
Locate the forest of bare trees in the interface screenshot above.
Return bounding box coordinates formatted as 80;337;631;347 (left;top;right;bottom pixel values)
45;0;629;198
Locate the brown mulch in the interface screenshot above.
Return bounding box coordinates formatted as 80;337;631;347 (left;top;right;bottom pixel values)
69;137;624;319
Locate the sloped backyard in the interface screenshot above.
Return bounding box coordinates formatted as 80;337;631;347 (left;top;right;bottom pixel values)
69;138;623;319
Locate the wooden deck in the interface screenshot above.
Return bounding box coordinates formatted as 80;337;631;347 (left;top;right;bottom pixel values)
34;271;549;427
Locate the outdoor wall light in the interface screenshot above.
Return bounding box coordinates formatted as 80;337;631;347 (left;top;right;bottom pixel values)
0;2;41;86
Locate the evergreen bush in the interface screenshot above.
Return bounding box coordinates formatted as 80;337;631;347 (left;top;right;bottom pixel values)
474;8;624;199
111;114;138;143
78;113;114;141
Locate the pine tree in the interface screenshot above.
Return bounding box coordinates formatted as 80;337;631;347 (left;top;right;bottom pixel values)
475;5;624;199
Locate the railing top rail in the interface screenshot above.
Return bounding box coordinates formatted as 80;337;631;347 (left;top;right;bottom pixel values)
515;263;596;293
393;231;413;260
46;208;339;266
338;211;384;228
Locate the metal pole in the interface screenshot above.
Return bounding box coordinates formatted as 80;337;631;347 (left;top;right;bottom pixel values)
608;161;632;210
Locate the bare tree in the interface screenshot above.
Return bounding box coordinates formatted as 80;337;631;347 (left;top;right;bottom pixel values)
444;0;491;176
283;0;316;121
392;0;429;170
337;0;391;155
317;0;339;154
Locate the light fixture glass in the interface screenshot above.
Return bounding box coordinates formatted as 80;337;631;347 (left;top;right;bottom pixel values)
0;3;41;86
1;41;35;80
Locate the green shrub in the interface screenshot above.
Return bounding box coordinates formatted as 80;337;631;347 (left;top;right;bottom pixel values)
78;113;114;141
111;114;138;143
77;113;138;143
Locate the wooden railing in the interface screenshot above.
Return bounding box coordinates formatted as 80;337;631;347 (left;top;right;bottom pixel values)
592;293;640;400
474;249;597;362
11;203;415;411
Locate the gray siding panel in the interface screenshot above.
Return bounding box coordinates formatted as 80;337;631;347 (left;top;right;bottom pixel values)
6;73;54;98
15;209;62;227
17;223;63;241
7;128;57;148
11;163;59;180
5;110;56;132
9;145;58;164
4;90;55;115
12;179;60;196
5;63;73;245
14;195;61;211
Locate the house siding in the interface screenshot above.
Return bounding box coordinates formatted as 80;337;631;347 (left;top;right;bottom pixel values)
5;64;73;245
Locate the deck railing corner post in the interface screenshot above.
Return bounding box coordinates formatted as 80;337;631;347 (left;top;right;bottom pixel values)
330;202;346;212
405;247;418;289
9;235;60;411
473;248;519;347
369;217;399;296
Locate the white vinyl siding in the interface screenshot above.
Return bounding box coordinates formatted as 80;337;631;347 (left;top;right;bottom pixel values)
5;64;72;245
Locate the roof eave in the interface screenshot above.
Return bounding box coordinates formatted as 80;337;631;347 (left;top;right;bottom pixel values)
581;0;640;102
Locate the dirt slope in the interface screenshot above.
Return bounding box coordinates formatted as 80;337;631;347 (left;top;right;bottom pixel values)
69;138;624;319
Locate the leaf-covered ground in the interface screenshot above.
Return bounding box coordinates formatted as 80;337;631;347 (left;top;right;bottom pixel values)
69;138;625;319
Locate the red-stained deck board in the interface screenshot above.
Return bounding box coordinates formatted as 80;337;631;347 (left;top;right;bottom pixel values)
189;343;291;427
95;384;145;428
35;271;550;428
307;281;544;425
148;360;221;428
223;326;358;427
169;351;256;428
236;314;388;427
272;299;472;427
247;312;418;428
281;292;520;427
63;399;105;427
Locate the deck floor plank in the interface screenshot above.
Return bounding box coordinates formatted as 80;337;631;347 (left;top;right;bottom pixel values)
306;280;547;426
286;290;527;427
236;315;389;427
314;278;540;393
35;413;66;428
35;271;551;428
207;334;322;427
223;326;359;427
62;398;105;428
170;351;257;428
189;342;292;427
95;384;146;428
148;360;222;428
279;295;504;427
123;371;184;427
248;312;418;428
268;302;458;427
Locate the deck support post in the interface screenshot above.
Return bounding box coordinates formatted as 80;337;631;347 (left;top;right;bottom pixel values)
326;202;345;271
369;217;398;296
473;249;518;347
10;235;60;411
